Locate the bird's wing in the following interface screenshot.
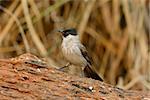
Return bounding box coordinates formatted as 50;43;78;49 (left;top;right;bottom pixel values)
79;45;92;65
79;45;103;81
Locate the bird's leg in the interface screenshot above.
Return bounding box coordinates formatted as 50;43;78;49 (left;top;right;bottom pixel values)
80;67;85;77
58;62;71;70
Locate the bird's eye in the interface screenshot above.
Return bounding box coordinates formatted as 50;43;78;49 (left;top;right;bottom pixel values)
63;32;70;37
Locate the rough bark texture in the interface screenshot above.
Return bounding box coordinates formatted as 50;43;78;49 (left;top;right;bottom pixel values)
0;53;149;100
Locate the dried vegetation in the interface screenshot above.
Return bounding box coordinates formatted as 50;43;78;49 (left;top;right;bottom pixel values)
0;0;149;90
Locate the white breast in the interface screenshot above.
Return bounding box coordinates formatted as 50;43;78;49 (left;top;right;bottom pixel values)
61;35;87;67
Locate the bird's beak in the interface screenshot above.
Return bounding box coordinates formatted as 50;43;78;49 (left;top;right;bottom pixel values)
57;29;64;34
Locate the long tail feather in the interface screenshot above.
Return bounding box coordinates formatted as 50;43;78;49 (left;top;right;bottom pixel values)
84;65;103;81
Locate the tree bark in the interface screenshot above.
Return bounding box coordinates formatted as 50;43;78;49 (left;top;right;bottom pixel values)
0;53;149;100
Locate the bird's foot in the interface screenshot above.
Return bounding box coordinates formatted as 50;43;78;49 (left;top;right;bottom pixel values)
58;63;71;71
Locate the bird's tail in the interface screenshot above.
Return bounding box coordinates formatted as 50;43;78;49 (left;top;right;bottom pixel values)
84;64;103;81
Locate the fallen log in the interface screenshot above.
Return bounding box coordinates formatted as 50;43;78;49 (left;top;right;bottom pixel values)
0;53;149;100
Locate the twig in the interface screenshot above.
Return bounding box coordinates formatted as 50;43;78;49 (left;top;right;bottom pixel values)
78;0;96;41
21;0;47;56
0;5;30;52
0;5;22;45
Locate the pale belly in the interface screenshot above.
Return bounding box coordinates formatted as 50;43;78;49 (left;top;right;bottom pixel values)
62;45;87;67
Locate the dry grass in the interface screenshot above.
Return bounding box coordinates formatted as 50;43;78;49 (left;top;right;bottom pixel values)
0;0;149;90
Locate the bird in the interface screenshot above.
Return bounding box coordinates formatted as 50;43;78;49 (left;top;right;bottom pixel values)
58;28;103;81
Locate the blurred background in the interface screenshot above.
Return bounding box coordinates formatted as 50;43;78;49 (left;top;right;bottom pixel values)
0;0;149;90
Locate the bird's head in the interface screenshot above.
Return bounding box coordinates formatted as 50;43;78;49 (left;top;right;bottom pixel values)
58;28;78;38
